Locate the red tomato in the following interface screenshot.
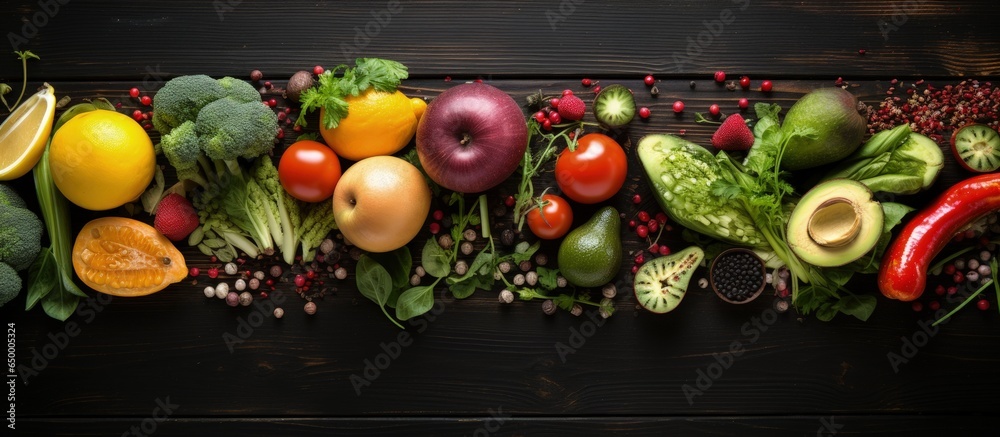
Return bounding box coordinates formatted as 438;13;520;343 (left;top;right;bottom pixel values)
278;140;342;202
555;133;627;204
526;194;573;240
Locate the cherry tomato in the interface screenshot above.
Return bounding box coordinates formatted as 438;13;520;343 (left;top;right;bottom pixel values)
526;194;574;240
555;133;627;204
278;140;342;202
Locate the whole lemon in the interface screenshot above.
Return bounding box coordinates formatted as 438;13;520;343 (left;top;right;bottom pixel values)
49;109;156;211
319;89;426;161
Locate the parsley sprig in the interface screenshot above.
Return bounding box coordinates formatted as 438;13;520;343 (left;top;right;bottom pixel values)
296;58;408;129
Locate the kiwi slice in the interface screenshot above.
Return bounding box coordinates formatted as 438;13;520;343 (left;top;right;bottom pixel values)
951;123;1000;173
633;246;704;314
592;84;636;128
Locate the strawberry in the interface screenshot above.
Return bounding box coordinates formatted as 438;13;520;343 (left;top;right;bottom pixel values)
711;113;754;151
557;94;586;121
154;193;200;242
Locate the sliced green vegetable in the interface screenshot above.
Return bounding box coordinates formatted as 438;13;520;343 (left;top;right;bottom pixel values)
823;125;943;194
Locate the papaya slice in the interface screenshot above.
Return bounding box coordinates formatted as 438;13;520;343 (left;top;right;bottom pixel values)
73;217;187;296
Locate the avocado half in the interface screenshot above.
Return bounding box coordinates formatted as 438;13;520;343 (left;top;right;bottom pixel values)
786;179;884;267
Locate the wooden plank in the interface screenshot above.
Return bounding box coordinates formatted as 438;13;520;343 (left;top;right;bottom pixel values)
15;415;998;436
1;1;998;81
4;78;1000;420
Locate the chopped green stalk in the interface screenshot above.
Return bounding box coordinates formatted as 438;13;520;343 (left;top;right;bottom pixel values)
933;279;992;326
478;194;490;240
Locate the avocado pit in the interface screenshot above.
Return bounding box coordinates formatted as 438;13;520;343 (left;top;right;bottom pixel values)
807;197;862;247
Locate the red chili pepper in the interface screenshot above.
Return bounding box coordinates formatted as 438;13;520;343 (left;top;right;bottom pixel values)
879;173;1000;301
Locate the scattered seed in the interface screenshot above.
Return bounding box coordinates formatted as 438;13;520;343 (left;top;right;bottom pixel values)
304;302;317;315
519;260;532;272
415;265;426;277
235;278;247;291
513;274;525;286
249;278;260;290
499;289;515;304
239;291;253;306
455;260;469;276
979;264;992;276
525;271;538;286
570;304;584;316
535;253;548;266
969;259;981;270
410;274;421;286
542;299;557;315
334;267;348;280
224;262;238;275
226;291;239;307
203;286;216;298
775;300;790;313
967;270;981;282
463;229;477;241
981;250;993;262
557;276;568;288
438;234;454;250
498;261;512;273
320;238;336;254
460;241;474;255
602;283;618;299
698;278;709;289
500;229;516;246
955;259;967;270
273;308;285;319
254;271;266;281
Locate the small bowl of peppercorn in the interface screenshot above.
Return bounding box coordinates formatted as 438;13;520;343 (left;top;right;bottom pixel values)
710;248;766;304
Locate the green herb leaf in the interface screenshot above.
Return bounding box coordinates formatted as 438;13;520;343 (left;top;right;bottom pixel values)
356;255;393;306
510;241;540;264
355;58;409;92
25;248;57;311
536;266;560;291
298;58;408;129
369;247;412;291
835;294;877;321
40;288;78;322
395;285;435;321
421;239;452;278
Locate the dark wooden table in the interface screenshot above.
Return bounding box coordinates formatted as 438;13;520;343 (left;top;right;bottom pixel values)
2;1;999;435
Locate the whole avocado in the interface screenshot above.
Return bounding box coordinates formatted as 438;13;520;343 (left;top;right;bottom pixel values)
557;206;622;288
780;87;868;171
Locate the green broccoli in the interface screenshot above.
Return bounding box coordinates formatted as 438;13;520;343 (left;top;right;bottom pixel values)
197;98;279;172
0;262;21;307
151;75;226;135
217;76;262;103
0;184;26;209
160;121;212;188
0;205;43;271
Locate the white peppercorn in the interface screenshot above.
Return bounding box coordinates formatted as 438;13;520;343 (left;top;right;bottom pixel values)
968;259;981;271
498;261;512;273
498;289;514;304
410;274;421;286
438;234;454;250
273;307;285;319
556;276;568;288
602;283;617;299
775;300;790;313
979;264;992;276
463;229;477;241
570;303;583;316
248;277;260;290
535;253;548;266
765;273;773;285
981;250;993;262
525;271;538;286
454;260;469;276
698;278;709;289
304;301;317;315
599;307;612;319
224;262;239;275
253;270;266;281
270;265;283;277
214;285;227;299
460;241;474;255
238;291;253;306
415;266;426;277
967;270;980;282
320;238;335;254
513;273;525;286
334;267;348;280
234;278;247;291
541;299;557;315
216;282;230;295
203;286;216;298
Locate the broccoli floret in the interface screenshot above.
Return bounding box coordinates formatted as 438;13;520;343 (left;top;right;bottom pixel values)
160;121;212;188
0;206;42;271
197;98;279;166
151;75;226;135
0;262;21;306
217;76;261;103
0;184;26;209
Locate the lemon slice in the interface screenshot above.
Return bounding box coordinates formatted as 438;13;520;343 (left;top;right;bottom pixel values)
0;83;56;180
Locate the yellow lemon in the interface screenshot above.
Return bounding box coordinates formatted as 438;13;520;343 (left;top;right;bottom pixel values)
0;84;55;180
319;89;425;161
49;109;155;211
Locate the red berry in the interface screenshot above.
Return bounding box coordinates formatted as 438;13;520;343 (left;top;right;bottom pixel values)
562;89;574;96
129;87;140;98
250;70;263;81
474;78;483;83
207;268;219;279
761;80;773;92
432;210;444;221
649;243;659;254
550;98;561;109
977;299;991;311
264;81;273;89
638;211;650;222
267;98;277;107
429;222;441;234
928;300;941;311
644;75;655;86
639;107;651;119
140;95;152;106
647;219;659;233
714;71;726;83
533;111;547;123
655;212;668;224
953;271;965;284
636;225;649;239
934;284;946;296
294;274;306;288
858;49;866;55
835;77;844;86
947;286;958;295
739;76;750;88
943;264;956;275
628;220;637;229
911;301;923;312
548;111;562;125
313;65;324;75
738;98;749;110
672;100;685;113
505;195;516;207
542;119;552;130
632;194;642;204
634;253;645;265
132;109;144;121
631;265;639;274
709;104;721;117
659;245;671;256
581;78;592;87
189;267;200;277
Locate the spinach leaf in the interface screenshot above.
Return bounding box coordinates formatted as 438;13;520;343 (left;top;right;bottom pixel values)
356;255;403;329
835;294;877;321
40;286;79;322
25;248;56;311
421;239;451;278
369;247;412;291
395;285;435;321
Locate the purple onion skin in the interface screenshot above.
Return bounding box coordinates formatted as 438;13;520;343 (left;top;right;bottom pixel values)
416;83;528;193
